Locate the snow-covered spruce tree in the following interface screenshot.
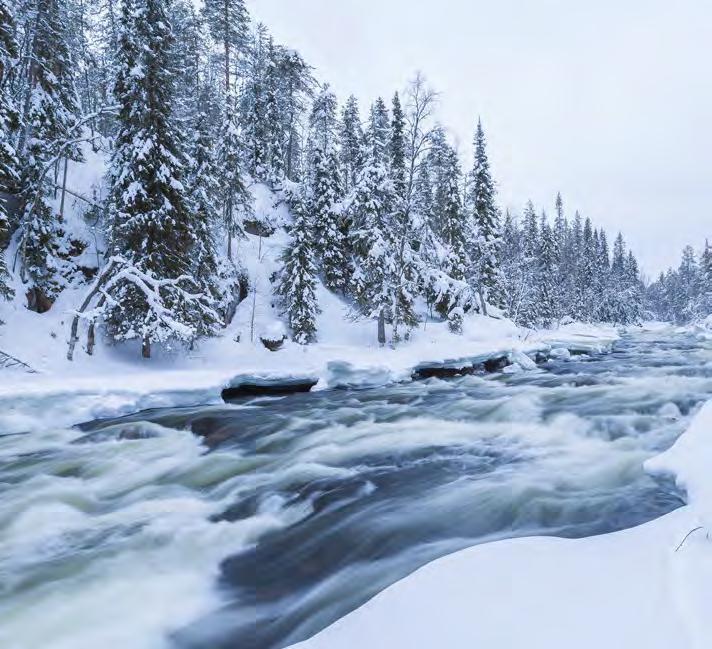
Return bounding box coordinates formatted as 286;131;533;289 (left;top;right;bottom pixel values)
411;157;439;280
340;95;364;193
105;0;218;358
517;201;539;326
0;0;19;300
169;0;210;121
80;0;122;139
675;245;701;323
388;91;418;341
500;210;527;322
441;153;471;332
390;92;407;200
594;229;613;321
349;157;398;344
263;39;286;187
625;250;643;324
202;0;248;94
19;0;84;311
185;90;226;333
366;97;390;167
240;24;270;179
467;119;503;313
608;231;644;324
307;87;348;291
568;210;585;320
578;217;596;320
277;190;319;344
217;91;251;262
536;213;557;327
701;240;712;315
553;192;572;315
240;33;289;186
275;48;312;182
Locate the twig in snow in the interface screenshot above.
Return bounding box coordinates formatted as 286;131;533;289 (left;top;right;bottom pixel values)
0;350;38;373
674;526;705;552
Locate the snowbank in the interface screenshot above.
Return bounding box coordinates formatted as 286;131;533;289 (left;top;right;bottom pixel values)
0;318;618;433
647;400;712;543
290;401;712;649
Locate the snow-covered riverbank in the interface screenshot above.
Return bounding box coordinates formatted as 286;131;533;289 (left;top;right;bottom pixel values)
290;399;712;649
0;313;618;433
1;326;706;649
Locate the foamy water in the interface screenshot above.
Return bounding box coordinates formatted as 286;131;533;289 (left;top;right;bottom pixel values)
1;330;711;649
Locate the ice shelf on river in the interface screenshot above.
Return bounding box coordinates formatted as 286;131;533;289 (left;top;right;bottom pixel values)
0;319;618;434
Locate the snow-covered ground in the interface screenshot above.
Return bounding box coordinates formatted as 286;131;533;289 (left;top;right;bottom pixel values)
289;399;712;649
0;306;619;433
0;158;622;432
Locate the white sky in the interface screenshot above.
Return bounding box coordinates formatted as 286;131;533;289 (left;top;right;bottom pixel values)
249;0;711;277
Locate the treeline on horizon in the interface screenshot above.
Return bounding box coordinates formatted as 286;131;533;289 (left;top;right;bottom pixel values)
0;0;657;358
647;243;712;324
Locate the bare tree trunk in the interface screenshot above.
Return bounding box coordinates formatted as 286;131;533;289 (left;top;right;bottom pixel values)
86;319;97;355
86;295;106;356
59;157;69;219
53;159;59;199
250;282;257;342
18;9;42;157
378;309;386;346
142;336;151;359
479;287;488;317
226;202;233;261
224;0;230;94
107;0;118;51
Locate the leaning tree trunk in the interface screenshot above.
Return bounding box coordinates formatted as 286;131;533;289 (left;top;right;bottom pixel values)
67;259;118;361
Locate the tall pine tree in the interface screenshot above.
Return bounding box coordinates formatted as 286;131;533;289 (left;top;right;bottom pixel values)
0;0;19;300
307;86;347;291
467;119;503;313
277;190;319;343
19;0;83;310
349;158;398;344
340;95;364;193
106;0;217;357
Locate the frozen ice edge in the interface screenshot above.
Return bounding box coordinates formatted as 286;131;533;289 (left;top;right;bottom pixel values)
0;326;618;434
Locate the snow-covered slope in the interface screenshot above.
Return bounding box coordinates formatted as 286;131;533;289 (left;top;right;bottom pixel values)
0;165;620;432
289;401;712;649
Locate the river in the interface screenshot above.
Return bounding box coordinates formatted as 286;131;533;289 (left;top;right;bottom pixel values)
1;329;711;649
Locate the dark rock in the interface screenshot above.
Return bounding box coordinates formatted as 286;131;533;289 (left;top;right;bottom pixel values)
412;365;476;380
26;287;54;314
244;219;276;237
260;336;286;352
413;354;513;380
221;378;318;401
484;355;511;372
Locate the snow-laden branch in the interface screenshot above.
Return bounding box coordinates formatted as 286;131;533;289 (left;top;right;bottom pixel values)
66;256;220;360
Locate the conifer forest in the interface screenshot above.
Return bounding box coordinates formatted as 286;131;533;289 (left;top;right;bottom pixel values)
3;0;701;359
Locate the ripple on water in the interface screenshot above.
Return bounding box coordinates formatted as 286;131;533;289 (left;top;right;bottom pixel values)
0;330;710;649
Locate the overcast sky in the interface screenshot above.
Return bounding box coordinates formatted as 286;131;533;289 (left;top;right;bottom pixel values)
249;0;711;276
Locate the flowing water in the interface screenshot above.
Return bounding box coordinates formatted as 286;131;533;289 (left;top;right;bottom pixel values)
2;330;712;649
